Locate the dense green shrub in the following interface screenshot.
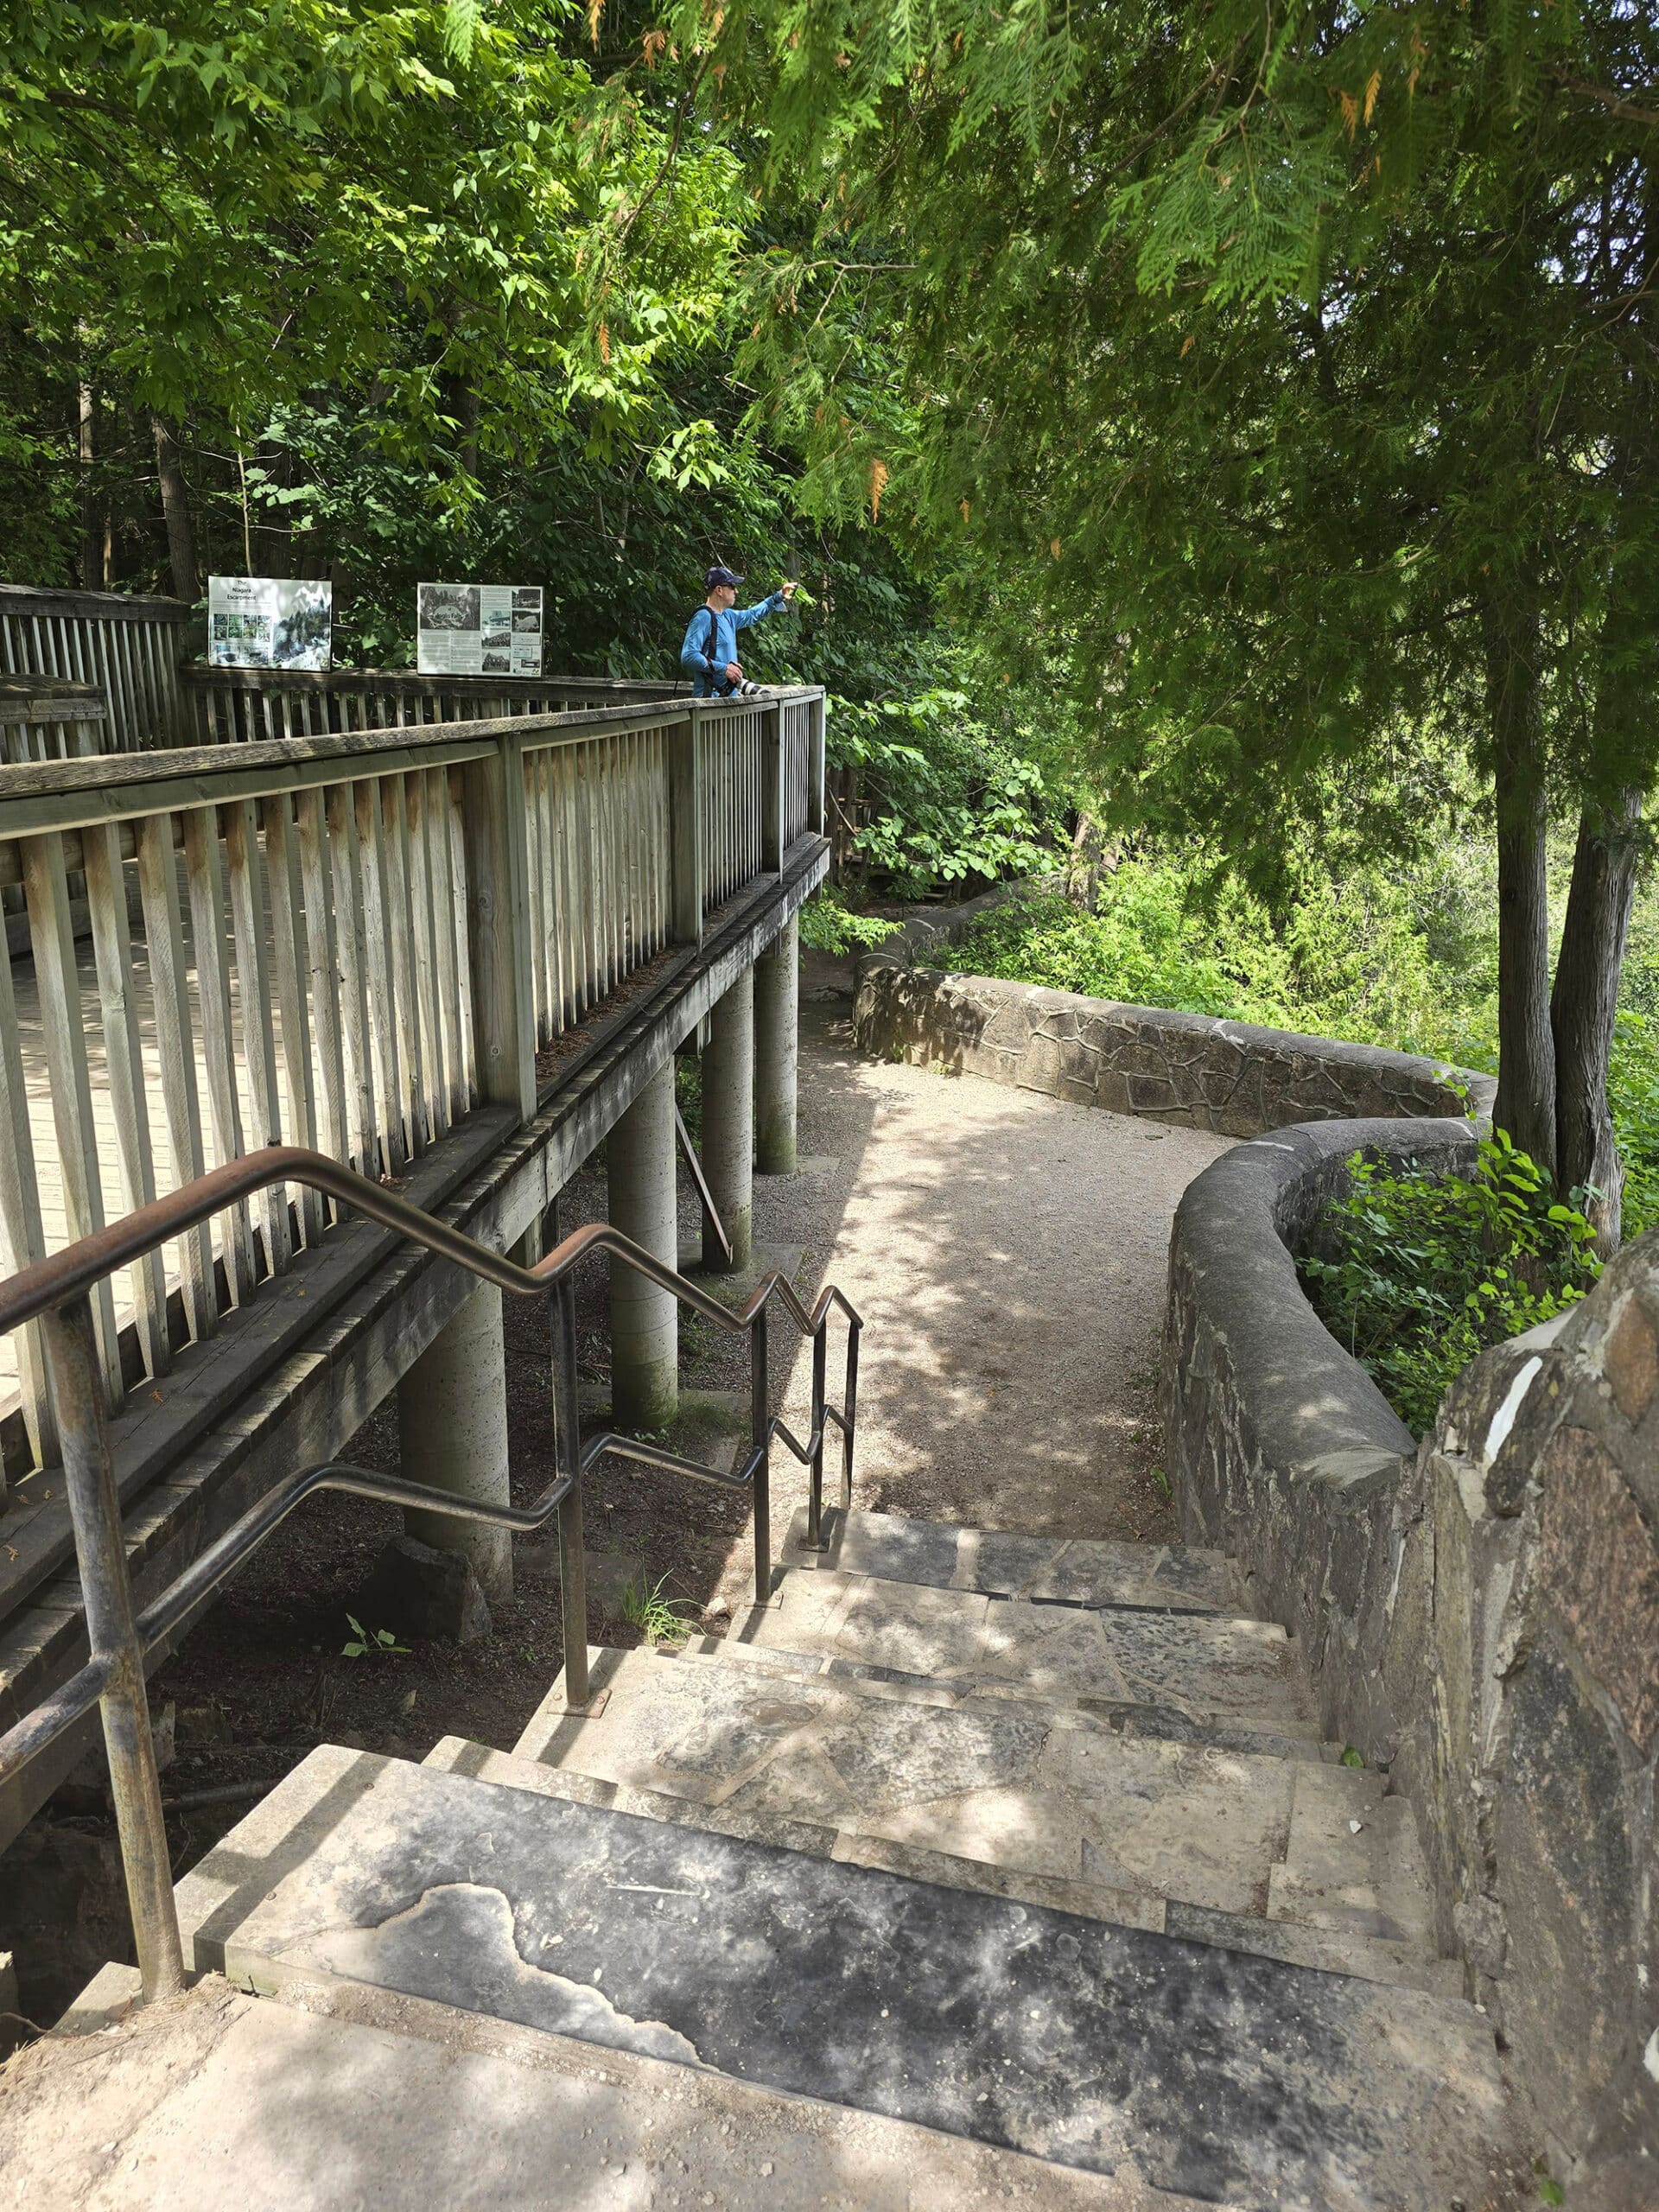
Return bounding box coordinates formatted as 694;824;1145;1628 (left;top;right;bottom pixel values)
797;888;901;956
830;687;1054;899
1298;1135;1600;1435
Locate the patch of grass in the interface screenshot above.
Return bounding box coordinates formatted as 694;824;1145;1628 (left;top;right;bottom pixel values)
620;1572;694;1648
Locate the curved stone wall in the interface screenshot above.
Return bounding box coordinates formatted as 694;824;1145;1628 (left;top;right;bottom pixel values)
1165;1117;1659;2176
854;895;1495;1135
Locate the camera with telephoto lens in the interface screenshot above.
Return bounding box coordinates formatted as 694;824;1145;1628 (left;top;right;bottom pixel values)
731;677;765;698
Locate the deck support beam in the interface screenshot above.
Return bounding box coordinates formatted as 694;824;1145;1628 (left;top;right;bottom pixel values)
398;1280;513;1602
607;1061;679;1430
702;965;754;1274
754;914;798;1176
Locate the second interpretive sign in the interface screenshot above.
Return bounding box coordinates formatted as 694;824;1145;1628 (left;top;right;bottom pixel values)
416;582;543;677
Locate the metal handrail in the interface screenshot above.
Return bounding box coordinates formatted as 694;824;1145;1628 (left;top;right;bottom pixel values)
0;1143;860;2006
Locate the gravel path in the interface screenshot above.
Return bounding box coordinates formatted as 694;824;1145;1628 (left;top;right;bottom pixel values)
722;952;1233;1592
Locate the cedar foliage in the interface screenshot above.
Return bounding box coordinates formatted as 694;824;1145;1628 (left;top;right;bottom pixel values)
677;0;1659;1238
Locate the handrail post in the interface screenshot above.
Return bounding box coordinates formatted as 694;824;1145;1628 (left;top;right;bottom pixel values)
805;1320;828;1551
842;1319;861;1514
669;706;704;945
751;1302;771;1603
40;1294;185;2002
761;700;784;875
551;1274;590;1709
809;692;827;836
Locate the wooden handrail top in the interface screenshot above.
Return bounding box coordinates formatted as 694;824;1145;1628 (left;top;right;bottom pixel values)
0;582;194;622
0;688;821;842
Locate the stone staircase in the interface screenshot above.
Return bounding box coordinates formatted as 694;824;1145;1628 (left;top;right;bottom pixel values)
4;1506;1508;2210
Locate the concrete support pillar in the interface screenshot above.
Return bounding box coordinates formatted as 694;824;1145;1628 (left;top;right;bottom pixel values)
754;913;798;1176
702;967;754;1272
399;1281;512;1602
607;1061;678;1428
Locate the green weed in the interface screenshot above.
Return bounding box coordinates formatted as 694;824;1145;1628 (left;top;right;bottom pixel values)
341;1614;409;1660
621;1573;694;1648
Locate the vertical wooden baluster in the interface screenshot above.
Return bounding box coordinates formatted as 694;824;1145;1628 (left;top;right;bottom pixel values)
223;799;291;1275
544;747;565;1028
181;806;257;1303
628;729;641;973
599;739;617;993
325;783;377;1173
585;744;604;1002
20;830;124;1400
446;767;477;1106
537;747;562;1035
81;824;169;1374
563;746;585;1019
263;794;324;1246
355;779;406;1173
381;775;427;1156
296;788;346;1176
136;814;217;1339
0;914;57;1470
423;766;464;1125
404;773;445;1139
524;750;548;1044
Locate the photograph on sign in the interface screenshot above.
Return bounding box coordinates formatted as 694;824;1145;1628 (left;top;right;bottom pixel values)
207;576;333;671
417;582;542;677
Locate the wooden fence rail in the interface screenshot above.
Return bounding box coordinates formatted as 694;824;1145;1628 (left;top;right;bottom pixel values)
0;587;194;751
0;689;825;1497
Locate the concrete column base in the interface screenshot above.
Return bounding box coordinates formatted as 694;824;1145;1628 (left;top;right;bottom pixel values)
702;968;754;1272
754;913;798;1176
608;1061;678;1429
398;1280;512;1603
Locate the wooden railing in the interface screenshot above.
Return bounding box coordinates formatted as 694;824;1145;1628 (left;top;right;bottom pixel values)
0;690;825;1497
183;665;690;745
0;586;194;751
0;678;109;767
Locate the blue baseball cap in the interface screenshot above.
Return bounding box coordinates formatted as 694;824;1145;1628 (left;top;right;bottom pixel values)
704;565;744;589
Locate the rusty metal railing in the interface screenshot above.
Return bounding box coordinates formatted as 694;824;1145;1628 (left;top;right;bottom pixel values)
0;1144;860;2005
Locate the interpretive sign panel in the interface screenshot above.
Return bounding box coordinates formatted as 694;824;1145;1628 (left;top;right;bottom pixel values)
417;582;543;677
207;576;333;671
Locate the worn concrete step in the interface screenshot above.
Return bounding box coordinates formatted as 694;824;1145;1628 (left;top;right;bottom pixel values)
10;1968;1153;2212
662;1625;1339;1765
508;1643;1440;1962
782;1504;1243;1615
171;1745;1503;2212
741;1564;1325;1741
431;1732;1461;1997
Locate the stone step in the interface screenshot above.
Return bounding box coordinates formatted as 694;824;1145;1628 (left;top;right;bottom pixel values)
171;1745;1503;2212
661;1626;1338;1765
741;1563;1325;1741
430;1732;1462;1997
782;1504;1243;1615
11;1967;1154;2212
507;1643;1440;1963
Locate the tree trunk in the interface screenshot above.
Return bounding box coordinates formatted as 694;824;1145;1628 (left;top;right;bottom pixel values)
78;384;104;590
1484;593;1556;1169
1551;790;1641;1248
150;416;199;602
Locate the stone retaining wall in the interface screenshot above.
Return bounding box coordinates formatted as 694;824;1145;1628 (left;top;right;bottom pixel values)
1165;1121;1659;2178
854;893;1496;1135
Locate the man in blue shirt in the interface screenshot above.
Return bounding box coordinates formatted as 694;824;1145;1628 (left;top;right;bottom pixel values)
681;565;796;696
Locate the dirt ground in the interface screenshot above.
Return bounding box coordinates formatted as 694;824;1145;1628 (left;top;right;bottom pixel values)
6;947;1230;2015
